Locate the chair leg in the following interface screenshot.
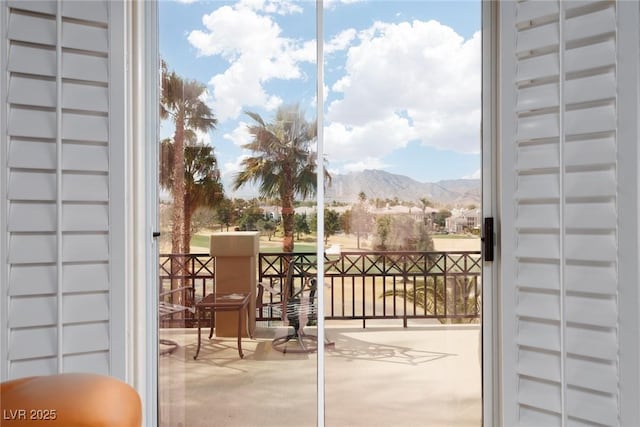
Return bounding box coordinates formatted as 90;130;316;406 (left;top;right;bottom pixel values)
271;329;318;354
208;310;214;339
194;310;202;360
159;339;179;355
296;334;306;351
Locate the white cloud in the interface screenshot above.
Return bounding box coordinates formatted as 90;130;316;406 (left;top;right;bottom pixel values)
222;154;248;178
324;0;365;10
194;129;212;145
325;20;481;169
223;122;253;147
206;62;284;121
222;153;265;198
343;157;390;172
238;0;303;15
462;169;481;179
220;154;248;197
324;114;416;163
187;4;314;122
175;0;198;4
326;29;357;54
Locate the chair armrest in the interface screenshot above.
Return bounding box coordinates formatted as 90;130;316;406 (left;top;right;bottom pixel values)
159;286;195;298
256;280;287;321
159;301;196;315
257;280;281;295
159;286;196;316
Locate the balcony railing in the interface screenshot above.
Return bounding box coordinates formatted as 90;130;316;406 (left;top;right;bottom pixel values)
159;251;481;328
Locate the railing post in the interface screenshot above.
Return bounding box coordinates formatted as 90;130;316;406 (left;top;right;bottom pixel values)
403;255;408;328
443;254;448;319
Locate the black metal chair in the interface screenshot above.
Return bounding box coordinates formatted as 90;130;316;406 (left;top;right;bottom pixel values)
256;258;318;353
257;256;339;353
271;262;319;354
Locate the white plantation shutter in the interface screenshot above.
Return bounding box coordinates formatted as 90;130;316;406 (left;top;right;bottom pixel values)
1;1;126;379
500;1;640;426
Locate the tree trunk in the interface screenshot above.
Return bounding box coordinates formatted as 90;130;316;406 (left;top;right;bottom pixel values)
183;196;192;254
281;169;295;253
282;203;294;252
181;199;194;303
170;114;186;302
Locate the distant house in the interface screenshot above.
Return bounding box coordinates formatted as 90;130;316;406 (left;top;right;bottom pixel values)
262;205;283;221
445;209;481;233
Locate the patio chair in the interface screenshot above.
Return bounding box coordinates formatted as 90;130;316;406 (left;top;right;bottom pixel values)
256;259;294;325
159;286;196;355
269;259;320;353
257;256;339;353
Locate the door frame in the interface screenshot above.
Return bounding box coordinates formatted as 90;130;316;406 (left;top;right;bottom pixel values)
136;1;500;425
481;1;500;426
130;1;160;425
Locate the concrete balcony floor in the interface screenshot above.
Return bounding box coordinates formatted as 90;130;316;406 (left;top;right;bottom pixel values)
159;321;482;427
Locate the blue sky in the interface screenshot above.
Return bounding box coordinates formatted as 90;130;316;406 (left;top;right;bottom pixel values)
160;0;481;198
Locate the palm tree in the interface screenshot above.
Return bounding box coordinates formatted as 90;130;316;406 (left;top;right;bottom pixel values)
160;62;217;305
233;104;330;252
419;197;433;227
354;191;369;249
160;61;217;256
358;191;367;204
160;139;224;251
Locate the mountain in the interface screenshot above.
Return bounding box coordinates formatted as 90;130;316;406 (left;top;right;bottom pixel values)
325;170;480;207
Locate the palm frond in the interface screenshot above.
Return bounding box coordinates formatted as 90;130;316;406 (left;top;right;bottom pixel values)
382;277;480;324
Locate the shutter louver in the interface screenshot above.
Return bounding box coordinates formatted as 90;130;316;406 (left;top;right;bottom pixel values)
502;1;621;425
8;45;57;77
2;0;117;378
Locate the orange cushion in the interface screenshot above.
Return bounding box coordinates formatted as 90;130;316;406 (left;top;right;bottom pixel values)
0;374;142;427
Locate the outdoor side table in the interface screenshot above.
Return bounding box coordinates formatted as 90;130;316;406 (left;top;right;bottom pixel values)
193;292;252;360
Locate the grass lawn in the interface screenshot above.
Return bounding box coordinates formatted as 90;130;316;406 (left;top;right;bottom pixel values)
189;232;480;253
432;234;480;239
259;243;316;253
190;234;316;253
190;234;210;249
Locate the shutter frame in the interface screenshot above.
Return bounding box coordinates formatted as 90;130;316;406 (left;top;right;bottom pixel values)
1;1;8;380
614;1;640;425
1;0;127;381
500;1;640;425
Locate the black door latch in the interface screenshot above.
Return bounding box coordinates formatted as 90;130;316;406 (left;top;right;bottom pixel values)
482;217;494;262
